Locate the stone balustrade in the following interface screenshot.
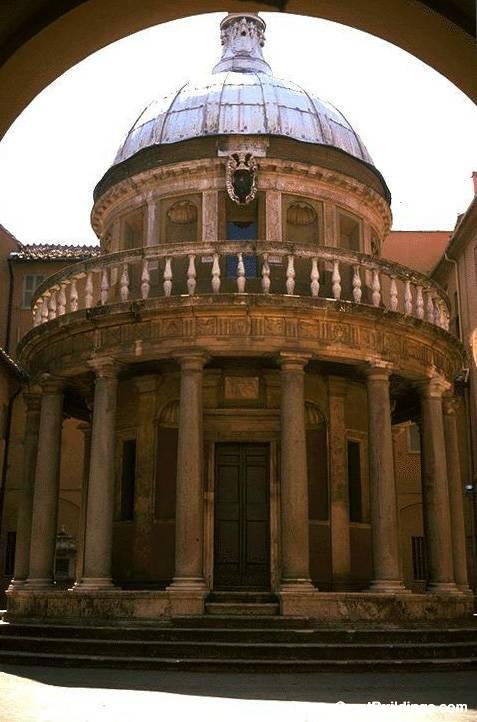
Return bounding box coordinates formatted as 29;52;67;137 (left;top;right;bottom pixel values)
31;241;450;331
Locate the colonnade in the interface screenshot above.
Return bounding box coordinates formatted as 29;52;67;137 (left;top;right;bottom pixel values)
8;354;470;597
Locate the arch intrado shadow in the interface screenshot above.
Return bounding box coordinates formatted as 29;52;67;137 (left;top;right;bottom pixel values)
0;1;476;142
1;665;477;707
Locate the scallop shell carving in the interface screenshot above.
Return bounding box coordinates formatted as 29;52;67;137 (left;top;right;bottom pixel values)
167;200;198;225
287;202;317;226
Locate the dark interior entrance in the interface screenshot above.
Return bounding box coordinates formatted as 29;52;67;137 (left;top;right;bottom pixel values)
214;443;270;590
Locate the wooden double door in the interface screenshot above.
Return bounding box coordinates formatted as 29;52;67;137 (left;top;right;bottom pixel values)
214;443;270;590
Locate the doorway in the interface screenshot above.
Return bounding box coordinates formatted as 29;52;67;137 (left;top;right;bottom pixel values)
214;443;270;590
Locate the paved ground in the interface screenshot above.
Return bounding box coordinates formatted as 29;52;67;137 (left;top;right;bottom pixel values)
0;666;476;722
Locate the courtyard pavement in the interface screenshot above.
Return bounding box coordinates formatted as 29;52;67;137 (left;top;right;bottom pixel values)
0;665;476;722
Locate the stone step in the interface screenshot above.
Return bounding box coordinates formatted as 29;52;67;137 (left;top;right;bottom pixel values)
0;649;476;672
1;634;476;661
2;621;477;643
205;602;279;616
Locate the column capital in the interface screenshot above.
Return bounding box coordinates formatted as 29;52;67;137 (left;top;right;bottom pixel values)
278;352;311;371
37;372;66;394
23;390;42;413
419;374;451;399
442;395;460;416
328;375;347;398
87;356;121;379
176;351;209;372
364;360;394;380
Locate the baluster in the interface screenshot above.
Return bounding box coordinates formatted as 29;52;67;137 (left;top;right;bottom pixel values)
389;276;398;311
163;257;172;297
443;308;450;331
371;269;381;307
237;253;246;293
332;260;341;300
426;290;434;323
100;269;109;305
286;255;295;295
416;285;424;319
48;291;57;320
57;284;66;316
141;258;150;300
70;279;78;312
120;263;129;302
41;295;49;324
352;265;362;303
85;271;94;308
433;297;441;326
310;257;320;297
404;280;413;315
211;253;221;293
33;302;42;327
261;254;271;294
187;254;197;296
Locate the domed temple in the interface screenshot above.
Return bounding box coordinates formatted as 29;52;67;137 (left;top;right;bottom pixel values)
4;13;472;624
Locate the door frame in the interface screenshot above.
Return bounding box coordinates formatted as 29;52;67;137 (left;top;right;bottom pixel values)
204;436;280;593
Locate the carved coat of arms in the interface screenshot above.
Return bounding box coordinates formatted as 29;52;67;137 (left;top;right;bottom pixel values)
225;152;258;205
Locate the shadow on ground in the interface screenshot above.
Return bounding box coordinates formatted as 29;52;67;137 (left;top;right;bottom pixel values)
1;665;476;708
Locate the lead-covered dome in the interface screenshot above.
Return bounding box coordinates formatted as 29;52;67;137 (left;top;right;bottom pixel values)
113;13;373;168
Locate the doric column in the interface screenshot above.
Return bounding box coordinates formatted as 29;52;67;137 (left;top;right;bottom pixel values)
442;395;470;592
75;358;119;589
419;376;458;593
366;363;406;592
328;376;351;590
168;353;207;590
8;390;41;588
202;191;218;241
26;375;64;589
279;353;314;591
145;194;158;246
265;190;282;242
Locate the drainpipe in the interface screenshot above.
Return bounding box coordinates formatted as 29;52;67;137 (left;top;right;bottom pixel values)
5;258;14;353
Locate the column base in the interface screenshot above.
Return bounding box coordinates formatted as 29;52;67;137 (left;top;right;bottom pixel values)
71;577;115;591
426;581;462;595
166;576;207;592
6;578;27;591
369;579;410;593
457;584;474;595
280;578;315;594
24;578;55;590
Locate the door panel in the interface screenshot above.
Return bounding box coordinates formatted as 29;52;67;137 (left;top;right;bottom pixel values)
214;443;270;590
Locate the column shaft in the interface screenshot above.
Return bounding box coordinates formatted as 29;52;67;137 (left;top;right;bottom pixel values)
443;397;469;591
169;355;206;589
9;392;41;587
280;353;313;590
145;196;158;246
265;190;282;242
328;377;351;589
420;378;458;593
366;365;406;592
202;191;218;241
79;360;118;588
27;379;64;588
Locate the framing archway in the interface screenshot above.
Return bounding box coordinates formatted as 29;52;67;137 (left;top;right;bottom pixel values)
0;0;475;140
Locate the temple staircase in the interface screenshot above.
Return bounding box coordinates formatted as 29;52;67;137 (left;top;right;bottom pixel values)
1;608;477;671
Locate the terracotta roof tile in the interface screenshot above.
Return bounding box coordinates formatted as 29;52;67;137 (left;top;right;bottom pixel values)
11;243;100;261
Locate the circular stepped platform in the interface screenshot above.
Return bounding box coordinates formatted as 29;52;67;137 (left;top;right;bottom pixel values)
1;617;477;672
